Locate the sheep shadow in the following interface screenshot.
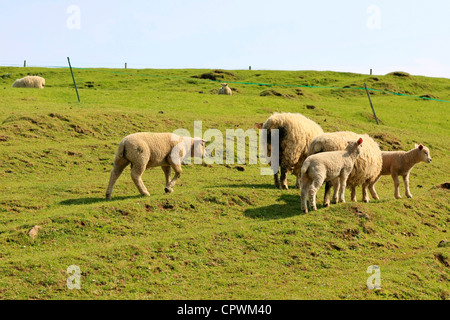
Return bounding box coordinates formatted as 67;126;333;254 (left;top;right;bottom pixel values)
59;195;142;206
244;193;326;220
209;183;275;190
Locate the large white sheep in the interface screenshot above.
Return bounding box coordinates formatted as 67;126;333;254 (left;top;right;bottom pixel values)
12;76;45;89
307;131;382;205
301;138;364;213
262;112;324;189
370;144;432;199
106;132;206;200
218;83;232;95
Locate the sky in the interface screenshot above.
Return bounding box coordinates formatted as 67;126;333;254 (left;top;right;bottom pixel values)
1;0;450;78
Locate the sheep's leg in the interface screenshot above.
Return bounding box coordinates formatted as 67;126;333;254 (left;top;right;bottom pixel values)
105;157;130;200
280;166;289;190
309;179;322;211
368;176;380;200
362;183;370;203
392;174;401;199
351;187;357;202
274;173;281;189
301;180;309;213
308;187;316;211
403;174;412;198
130;164;150;197
331;179;340;204
323;181;332;207
295;173;301;189
165;164;182;193
338;175;348;203
161;166;172;189
300;170;311;213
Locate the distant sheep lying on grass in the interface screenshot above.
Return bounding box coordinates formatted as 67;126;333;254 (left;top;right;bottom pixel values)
218;83;232;95
12;75;45;89
301;138;363;213
262;112;324;190
371;144;432;199
106;132;206;200
308;131;382;205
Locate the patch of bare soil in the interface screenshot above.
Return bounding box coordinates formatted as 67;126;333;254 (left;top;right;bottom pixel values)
372;132;403;150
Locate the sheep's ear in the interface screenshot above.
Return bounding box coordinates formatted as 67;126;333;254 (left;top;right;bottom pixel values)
357;138;363;145
201;139;207;146
418;144;423;150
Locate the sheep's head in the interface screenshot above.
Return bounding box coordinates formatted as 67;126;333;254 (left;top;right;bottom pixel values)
345;138;363;158
221;83;228;87
192;138;207;159
415;144;432;163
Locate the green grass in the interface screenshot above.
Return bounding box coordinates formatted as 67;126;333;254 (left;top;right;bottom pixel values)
0;67;449;300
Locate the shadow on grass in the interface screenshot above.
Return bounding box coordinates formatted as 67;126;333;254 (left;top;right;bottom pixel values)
59;195;143;206
208;183;276;189
243;193;326;220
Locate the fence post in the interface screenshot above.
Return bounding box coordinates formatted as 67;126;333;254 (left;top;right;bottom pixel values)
24;60;26;67
125;63;127;69
370;68;372;75
67;57;81;103
364;83;379;125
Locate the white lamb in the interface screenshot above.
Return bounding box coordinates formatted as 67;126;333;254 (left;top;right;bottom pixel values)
218;83;232;95
301;137;363;213
307;131;382;205
370;144;432;199
106;132;206;200
12;75;45;89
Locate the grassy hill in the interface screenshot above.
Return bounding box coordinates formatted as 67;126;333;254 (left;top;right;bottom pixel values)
0;66;448;300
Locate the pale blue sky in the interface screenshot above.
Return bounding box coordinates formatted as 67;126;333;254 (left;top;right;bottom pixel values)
1;0;449;78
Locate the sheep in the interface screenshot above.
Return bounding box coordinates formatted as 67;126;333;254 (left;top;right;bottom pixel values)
262;112;324;189
105;132;206;200
370;144;432;199
12;75;45;89
307;131;382;205
218;83;232;95
301;138;364;213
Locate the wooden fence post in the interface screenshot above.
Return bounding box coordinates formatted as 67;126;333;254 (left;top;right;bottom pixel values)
67;57;81;103
364;83;379;125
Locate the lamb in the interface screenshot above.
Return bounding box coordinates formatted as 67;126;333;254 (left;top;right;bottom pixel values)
301;138;363;213
307;131;382;205
262;112;324;190
218;83;232;95
105;132;206;200
370;144;432;199
12;75;45;89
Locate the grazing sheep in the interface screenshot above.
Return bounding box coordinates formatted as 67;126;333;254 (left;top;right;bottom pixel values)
262;112;324;190
301;138;363;213
12;75;45;89
308;131;382;205
218;83;232;95
106;132;206;200
370;144;432;199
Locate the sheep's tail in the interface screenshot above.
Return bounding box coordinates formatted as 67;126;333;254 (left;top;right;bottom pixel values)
115;142;127;161
308;142;323;155
301;161;309;177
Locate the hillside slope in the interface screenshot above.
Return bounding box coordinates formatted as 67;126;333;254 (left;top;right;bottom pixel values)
0;67;448;299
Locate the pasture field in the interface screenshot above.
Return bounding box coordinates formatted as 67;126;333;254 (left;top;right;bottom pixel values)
0;66;448;300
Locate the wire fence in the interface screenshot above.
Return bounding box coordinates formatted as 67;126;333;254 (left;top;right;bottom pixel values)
2;61;450;104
